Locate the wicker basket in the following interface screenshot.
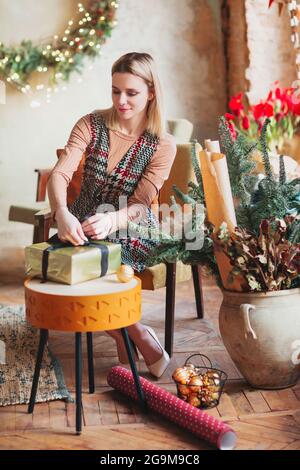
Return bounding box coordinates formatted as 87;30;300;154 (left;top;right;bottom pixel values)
172;354;227;409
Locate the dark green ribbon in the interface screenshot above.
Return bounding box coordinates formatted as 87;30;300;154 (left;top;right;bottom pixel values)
41;233;109;283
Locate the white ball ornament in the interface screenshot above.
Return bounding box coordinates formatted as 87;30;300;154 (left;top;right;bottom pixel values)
116;264;134;283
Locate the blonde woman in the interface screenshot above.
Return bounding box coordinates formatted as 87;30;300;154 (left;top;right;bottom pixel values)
47;52;176;378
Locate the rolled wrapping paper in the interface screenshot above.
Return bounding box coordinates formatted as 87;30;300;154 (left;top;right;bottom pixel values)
200;140;243;291
107;366;237;451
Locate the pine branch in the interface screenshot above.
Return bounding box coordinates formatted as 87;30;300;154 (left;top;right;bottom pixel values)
279;155;286;185
128;220;176;242
259;118;273;180
190;139;203;187
218;116;257;204
288;218;300;243
187;181;204;204
170;195;181;214
172;185;196;207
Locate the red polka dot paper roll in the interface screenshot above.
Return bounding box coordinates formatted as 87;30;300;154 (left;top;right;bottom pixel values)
107;366;236;450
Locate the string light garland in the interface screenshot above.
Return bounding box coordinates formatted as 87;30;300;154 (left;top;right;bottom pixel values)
0;1;118;94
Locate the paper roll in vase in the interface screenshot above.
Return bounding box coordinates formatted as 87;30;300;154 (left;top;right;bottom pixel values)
107;366;237;450
199;140;244;291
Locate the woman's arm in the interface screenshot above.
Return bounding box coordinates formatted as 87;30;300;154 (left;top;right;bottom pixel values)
109;134;177;232
47;114;91;219
47;115;91;244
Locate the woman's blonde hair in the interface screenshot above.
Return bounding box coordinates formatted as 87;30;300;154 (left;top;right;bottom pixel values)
103;52;165;138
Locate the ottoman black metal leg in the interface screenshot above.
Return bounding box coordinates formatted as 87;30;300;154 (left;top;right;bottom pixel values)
28;329;48;414
75;332;82;435
86;332;95;393
121;328;147;413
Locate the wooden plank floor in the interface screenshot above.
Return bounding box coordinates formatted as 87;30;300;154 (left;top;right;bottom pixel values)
0;246;299;450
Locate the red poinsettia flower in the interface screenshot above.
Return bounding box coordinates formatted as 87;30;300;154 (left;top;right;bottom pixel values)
279;88;296;115
291;101;300;116
242;115;250;130
227;82;300;149
225;113;235;121
252;102;274;121
229;93;244;117
275;87;282;100
227;120;237;140
278;88;293;115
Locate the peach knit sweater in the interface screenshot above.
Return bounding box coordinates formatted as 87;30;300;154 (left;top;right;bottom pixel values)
47;113;177;231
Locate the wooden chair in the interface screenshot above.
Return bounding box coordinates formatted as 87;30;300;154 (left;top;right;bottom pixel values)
8;169;52;244
8;118;194;243
29;143;204;356
9;120;204;356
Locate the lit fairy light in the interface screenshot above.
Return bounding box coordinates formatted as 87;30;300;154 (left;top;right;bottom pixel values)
3;1;118;104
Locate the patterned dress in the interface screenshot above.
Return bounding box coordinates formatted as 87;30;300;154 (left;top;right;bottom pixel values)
69;112;160;272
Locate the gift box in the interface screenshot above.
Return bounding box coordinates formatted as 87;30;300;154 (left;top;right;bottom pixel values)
25;235;121;285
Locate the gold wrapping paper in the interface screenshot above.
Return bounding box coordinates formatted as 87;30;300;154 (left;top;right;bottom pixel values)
25;240;121;285
200;140;243;291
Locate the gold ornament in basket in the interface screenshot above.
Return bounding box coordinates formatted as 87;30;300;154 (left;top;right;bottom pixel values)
172;354;227;409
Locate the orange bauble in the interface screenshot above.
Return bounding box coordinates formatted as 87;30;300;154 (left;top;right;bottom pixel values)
172;367;191;385
116;265;134;283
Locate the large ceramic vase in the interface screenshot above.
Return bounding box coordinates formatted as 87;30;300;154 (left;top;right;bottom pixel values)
219;288;300;389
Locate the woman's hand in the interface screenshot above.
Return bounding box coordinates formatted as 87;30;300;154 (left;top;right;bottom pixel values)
81;213;113;240
55;207;88;245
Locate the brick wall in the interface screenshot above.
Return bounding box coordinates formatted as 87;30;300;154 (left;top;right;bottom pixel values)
226;0;296;104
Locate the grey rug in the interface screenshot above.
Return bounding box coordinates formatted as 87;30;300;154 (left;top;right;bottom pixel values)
0;304;71;406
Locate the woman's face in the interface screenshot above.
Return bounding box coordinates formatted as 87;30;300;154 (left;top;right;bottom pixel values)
112;72;153;121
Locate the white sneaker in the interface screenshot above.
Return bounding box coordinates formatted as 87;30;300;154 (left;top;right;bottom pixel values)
144;326;170;378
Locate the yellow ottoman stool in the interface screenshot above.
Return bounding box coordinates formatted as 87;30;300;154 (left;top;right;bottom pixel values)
24;274;145;434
